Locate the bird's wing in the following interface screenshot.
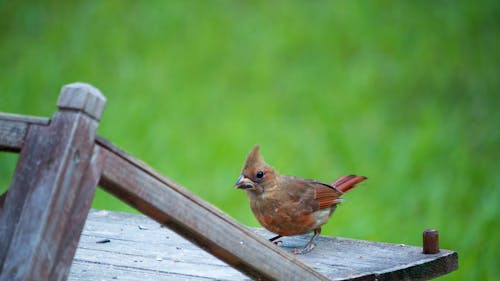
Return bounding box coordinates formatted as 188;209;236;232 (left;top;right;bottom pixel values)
308;180;343;210
285;177;343;210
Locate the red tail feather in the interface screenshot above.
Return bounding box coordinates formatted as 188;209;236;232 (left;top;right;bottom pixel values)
332;175;367;193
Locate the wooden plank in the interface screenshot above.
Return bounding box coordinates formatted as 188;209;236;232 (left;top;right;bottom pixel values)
70;210;458;281
72;210;247;281
0;83;106;281
96;137;330;281
0;113;49;152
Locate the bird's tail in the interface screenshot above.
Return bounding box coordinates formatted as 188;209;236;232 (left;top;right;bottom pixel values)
331;175;367;193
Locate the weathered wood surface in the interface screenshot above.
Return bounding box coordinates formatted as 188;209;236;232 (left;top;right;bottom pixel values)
0;83;106;281
0;112;49;152
71;210;457;281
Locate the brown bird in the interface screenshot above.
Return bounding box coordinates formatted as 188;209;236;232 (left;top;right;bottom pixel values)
235;145;366;254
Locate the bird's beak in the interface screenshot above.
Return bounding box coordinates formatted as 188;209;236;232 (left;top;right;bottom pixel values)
234;174;255;189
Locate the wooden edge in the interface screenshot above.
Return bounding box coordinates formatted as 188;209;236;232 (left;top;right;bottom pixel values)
375;251;458;281
0;112;50;125
96;137;330;281
345;252;458;281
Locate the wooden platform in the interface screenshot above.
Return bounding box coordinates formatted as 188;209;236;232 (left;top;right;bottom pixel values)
70;210;457;281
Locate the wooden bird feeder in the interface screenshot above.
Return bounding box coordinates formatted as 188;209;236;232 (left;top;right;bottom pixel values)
0;83;458;281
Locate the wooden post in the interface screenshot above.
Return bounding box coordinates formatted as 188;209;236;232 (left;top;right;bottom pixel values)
0;83;106;281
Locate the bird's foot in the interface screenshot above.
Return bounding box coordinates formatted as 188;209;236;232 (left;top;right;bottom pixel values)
292;228;321;254
292;242;316;255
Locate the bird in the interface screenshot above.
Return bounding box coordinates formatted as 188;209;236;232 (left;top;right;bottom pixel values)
234;145;366;254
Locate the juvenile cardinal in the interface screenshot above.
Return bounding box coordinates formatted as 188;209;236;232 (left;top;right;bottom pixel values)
235;145;366;254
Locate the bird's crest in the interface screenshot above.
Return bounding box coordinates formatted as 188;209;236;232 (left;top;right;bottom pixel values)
244;145;264;169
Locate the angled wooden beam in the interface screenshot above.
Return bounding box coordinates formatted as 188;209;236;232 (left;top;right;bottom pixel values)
0;83;106;281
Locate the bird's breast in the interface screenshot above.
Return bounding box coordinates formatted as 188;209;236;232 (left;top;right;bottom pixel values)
249;189;320;236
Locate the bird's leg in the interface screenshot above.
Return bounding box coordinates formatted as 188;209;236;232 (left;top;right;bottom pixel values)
269;235;283;245
293;228;321;255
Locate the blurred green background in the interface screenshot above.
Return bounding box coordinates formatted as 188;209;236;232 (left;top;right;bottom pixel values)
1;1;499;280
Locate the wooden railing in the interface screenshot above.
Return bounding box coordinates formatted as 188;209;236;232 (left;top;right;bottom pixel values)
0;83;330;281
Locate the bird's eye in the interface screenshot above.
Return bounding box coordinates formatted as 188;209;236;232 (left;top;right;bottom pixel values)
256;170;265;179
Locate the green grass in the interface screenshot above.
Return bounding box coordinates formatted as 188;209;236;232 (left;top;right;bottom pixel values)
1;1;499;280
